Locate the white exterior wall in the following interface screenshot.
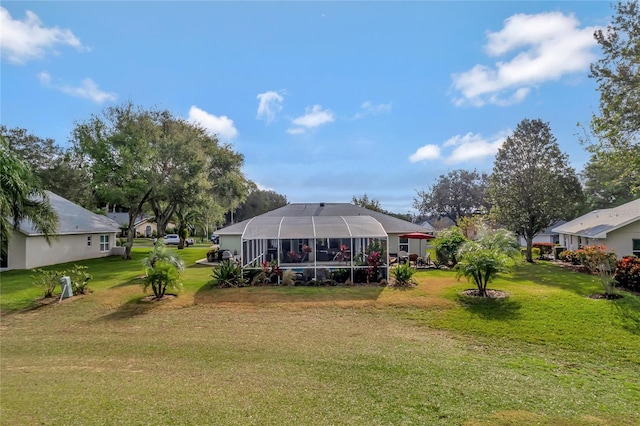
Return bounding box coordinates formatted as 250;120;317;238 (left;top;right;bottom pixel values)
558;220;640;259
604;221;640;258
219;235;242;256
6;231;117;270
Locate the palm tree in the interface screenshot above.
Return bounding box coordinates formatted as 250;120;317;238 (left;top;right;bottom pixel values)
1;137;58;259
173;206;202;249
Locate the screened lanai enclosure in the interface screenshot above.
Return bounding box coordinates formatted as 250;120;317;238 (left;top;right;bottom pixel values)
240;216;389;284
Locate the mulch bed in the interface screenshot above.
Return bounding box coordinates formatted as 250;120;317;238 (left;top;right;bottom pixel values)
461;289;509;298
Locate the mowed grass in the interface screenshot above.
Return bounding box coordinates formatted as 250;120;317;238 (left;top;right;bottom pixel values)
1;249;639;425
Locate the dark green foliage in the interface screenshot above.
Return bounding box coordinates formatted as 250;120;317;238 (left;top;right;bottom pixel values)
233;188;288;223
532;242;554;259
614;256;640;291
585;0;640;200
433;227;467;266
488;119;583;262
414;169;490;225
1;136;58;248
211;260;246;288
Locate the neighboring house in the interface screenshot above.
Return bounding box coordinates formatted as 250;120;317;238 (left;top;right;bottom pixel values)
215;202;433;281
2;192;120;270
106;212;159;238
518;220;567;246
417;220;436;234
552;198;640;259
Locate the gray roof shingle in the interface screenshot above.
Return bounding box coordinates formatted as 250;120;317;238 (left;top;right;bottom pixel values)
18;191;120;236
552;198;640;238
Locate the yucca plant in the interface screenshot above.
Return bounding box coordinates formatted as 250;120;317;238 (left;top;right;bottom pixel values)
211;260;246;288
391;263;416;287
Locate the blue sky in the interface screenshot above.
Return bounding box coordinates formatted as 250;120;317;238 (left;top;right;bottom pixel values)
1;1;613;214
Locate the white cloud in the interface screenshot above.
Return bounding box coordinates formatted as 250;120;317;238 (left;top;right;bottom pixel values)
451;12;600;106
361;100;392;114
352;101;392;119
409;144;441;163
444;131;508;164
38;71;117;103
286;128;306;135
1;7;86;64
256;91;284;123
410;131;510;164
188;106;238;140
292;104;334;128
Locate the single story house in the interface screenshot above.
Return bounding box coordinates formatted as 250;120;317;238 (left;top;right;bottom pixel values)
2;192;120;270
215;202;433;282
518;220;567;246
106;212;159;238
552;198;640;258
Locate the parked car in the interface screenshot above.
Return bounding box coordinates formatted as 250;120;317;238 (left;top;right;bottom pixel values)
163;234;194;246
163;234;180;245
210;234;219;244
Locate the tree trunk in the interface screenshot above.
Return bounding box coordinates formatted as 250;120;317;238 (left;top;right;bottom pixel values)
525;236;534;263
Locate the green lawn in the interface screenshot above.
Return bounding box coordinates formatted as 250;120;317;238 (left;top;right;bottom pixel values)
1;250;639;425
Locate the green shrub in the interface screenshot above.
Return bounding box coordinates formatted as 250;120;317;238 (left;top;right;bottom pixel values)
532;247;541;259
211;260;246;288
615;256;640;291
532;242;554;258
142;261;182;298
67;265;92;295
433;227;467;266
576;245;618;296
390;263;416;287
31;269;63;298
455;245;511;297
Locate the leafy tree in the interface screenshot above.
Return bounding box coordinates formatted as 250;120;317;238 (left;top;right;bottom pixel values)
1;126;94;207
352;194;412;222
414;169;490;225
433;226;467;266
73;102;159;259
1;136;58;261
352;194;384;213
488;119;583;262
233;186;288;222
585;0;640;200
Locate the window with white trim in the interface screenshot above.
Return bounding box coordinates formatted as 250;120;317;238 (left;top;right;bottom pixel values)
633;239;640;257
100;235;110;252
87;236;92;246
399;237;409;252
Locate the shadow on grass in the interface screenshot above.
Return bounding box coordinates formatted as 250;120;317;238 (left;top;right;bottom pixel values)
193;281;385;304
611;293;640;335
110;276;144;289
97;297;163;321
454;292;522;320
509;261;601;297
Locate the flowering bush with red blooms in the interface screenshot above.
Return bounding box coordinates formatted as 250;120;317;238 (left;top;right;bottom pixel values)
532;242;554;258
558;249;578;264
366;251;382;283
614;256;640;291
575;245;617;273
